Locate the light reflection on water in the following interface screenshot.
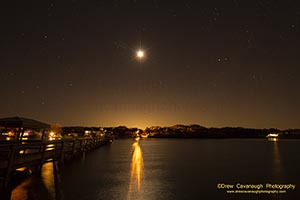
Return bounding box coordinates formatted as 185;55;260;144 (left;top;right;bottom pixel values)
268;138;282;177
128;141;144;199
11;162;56;200
271;139;282;176
41;162;56;199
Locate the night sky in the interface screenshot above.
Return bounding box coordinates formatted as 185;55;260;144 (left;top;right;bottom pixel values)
1;0;300;129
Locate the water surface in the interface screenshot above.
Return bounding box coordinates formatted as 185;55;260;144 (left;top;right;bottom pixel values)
60;139;300;200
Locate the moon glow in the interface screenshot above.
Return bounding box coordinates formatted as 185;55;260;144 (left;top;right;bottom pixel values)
137;50;144;58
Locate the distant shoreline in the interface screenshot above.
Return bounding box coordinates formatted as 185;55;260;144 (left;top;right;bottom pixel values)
102;125;300;139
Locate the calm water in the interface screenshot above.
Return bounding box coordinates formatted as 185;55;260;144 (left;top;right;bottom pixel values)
12;139;300;199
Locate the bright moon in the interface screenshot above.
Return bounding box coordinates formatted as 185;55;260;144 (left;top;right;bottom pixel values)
137;50;144;58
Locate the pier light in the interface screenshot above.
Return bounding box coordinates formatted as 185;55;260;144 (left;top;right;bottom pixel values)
49;131;55;140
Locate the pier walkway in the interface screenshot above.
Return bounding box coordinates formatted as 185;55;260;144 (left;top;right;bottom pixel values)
0;137;111;199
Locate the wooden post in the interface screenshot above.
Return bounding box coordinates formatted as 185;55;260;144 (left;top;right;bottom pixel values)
41;128;46;141
1;144;16;199
71;140;75;157
38;142;46;175
53;161;62;200
15;127;22;140
80;139;83;152
0;187;11;200
59;140;64;164
19;127;25;141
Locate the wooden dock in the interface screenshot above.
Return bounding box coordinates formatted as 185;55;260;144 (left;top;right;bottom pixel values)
0;137;112;198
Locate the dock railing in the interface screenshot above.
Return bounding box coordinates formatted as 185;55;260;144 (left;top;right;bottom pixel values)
0;136;112;193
